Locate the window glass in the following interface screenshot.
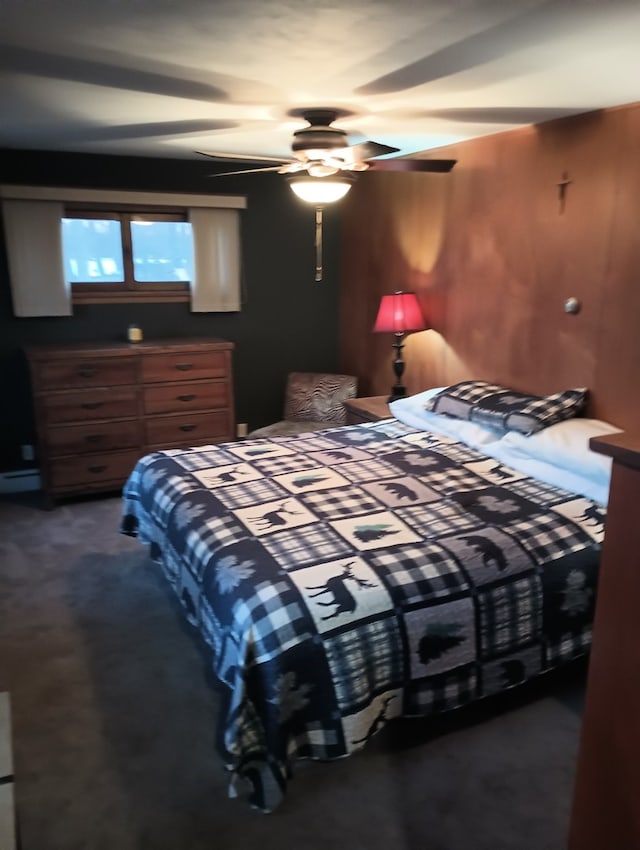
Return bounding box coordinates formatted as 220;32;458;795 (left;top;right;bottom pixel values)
61;218;124;283
60;207;198;302
130;220;194;282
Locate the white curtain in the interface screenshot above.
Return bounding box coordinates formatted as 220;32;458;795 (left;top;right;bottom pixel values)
188;207;241;312
2;200;71;317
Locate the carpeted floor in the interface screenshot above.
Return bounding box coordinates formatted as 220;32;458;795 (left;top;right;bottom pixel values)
0;492;586;850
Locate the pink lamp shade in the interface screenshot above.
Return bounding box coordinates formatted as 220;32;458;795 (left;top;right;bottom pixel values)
372;291;427;401
373;291;427;334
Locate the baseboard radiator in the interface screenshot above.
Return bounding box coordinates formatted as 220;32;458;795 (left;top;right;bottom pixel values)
0;468;41;494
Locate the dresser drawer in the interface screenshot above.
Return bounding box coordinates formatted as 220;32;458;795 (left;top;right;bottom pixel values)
145;411;231;448
36;357;137;390
49;450;142;491
143;382;229;415
46;420;142;456
141;351;229;383
42;388;139;425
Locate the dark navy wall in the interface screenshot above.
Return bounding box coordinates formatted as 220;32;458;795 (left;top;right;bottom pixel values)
0;148;342;471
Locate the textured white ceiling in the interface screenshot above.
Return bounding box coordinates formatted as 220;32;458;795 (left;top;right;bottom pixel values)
2;0;640;162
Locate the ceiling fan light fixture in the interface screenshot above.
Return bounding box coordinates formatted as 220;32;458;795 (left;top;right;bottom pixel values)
287;174;354;204
307;162;340;177
292;124;348;155
303;148;339;161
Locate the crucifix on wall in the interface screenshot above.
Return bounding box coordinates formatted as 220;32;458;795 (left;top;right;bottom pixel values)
556;171;573;214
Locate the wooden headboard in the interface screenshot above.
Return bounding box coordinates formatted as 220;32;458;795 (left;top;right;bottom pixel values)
339;102;640;432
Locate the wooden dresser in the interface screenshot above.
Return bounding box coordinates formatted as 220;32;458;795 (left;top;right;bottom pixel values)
25;338;235;502
568;432;640;850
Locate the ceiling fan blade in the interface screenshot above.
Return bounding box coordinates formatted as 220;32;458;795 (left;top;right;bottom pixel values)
348;140;400;160
197;150;295;165
367;158;457;173
209;165;285;177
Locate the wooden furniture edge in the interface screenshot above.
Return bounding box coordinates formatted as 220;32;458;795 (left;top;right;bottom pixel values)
589;431;640;469
24;337;235;360
343;396;391;423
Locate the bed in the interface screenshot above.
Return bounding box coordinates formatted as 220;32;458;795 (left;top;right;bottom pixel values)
120;381;614;811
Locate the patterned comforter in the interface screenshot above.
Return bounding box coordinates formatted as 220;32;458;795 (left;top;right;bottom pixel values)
120;419;604;811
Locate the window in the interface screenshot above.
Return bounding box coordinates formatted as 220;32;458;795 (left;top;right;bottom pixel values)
1;187;245;316
62;207;194;303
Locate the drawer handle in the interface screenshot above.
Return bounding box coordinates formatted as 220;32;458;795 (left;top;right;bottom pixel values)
179;424;196;432
84;434;103;443
78;368;97;378
87;464;107;474
81;402;102;410
177;394;196;402
175;363;193;371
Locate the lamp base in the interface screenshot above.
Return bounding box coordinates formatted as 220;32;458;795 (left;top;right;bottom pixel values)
386;333;408;404
387;386;407;403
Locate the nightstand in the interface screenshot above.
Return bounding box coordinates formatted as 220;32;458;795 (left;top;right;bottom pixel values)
568;431;640;850
343;396;392;425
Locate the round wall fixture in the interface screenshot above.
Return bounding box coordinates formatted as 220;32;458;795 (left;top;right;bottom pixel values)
564;297;581;315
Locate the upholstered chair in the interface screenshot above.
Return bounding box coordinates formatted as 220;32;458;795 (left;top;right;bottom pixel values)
246;372;358;438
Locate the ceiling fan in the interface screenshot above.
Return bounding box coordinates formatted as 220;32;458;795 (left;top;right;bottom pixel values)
197;109;456;282
197;108;457;184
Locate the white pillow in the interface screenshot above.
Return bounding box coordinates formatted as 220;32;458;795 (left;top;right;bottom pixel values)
499;418;622;483
390;388;505;448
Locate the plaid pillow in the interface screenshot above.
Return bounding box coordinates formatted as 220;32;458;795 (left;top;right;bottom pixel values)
423;381;587;435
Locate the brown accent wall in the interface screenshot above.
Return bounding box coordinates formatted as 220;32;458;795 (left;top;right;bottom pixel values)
340;102;640;432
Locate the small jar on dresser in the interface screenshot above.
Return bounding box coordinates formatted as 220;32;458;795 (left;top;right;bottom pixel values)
25;337;235;503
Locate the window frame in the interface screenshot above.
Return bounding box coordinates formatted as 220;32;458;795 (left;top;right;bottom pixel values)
65;203;191;304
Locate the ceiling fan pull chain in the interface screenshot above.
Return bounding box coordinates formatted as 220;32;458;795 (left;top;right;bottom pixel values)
315;206;323;282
